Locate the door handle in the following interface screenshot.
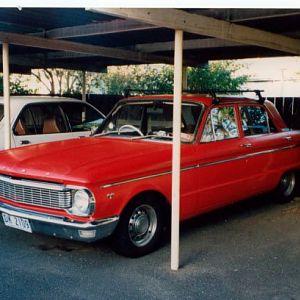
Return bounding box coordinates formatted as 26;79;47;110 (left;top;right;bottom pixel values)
284;136;292;141
21;140;31;145
241;143;253;148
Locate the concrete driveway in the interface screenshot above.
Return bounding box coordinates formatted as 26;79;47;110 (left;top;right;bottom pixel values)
0;196;299;300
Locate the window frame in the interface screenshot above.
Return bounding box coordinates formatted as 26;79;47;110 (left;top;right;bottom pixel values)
238;104;273;137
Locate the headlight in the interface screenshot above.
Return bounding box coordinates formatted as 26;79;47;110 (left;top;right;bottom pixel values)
67;189;95;217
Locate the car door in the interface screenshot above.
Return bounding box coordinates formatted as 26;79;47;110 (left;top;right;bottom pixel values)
13;102;73;147
238;104;295;194
59;102;105;138
181;105;251;219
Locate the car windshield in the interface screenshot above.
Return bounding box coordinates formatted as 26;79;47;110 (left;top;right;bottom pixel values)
0;104;3;121
98;100;203;143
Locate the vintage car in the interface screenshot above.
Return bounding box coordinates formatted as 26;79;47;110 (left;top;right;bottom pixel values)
0;94;299;257
0;96;105;150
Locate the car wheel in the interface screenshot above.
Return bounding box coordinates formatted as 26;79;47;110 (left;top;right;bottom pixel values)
112;196;166;257
274;171;297;203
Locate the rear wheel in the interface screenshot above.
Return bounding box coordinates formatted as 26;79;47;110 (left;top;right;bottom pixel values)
274;171;297;203
112;195;167;257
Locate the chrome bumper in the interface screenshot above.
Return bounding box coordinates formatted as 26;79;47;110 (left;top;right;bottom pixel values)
0;202;119;242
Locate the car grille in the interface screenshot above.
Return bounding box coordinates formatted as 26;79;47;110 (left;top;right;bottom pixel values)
0;175;72;210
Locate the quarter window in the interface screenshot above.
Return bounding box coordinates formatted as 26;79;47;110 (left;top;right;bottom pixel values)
239;106;270;136
201;106;238;142
60;102;104;132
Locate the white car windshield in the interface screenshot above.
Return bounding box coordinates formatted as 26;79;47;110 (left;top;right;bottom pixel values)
99;100;203;143
0;104;3;121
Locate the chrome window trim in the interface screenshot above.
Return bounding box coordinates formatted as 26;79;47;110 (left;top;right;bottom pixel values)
100;143;300;189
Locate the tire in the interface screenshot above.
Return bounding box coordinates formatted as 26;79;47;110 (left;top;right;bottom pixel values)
274;171;297;204
112;195;167;257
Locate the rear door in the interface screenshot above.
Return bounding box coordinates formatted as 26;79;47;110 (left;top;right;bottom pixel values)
238;104;293;193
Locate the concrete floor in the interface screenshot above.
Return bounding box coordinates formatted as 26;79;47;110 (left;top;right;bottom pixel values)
0;196;299;300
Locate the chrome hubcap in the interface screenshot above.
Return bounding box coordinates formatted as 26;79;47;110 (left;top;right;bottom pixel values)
128;204;157;247
281;172;296;197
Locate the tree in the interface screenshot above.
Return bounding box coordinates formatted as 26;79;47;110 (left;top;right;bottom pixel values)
188;61;248;92
99;61;248;95
0;74;35;95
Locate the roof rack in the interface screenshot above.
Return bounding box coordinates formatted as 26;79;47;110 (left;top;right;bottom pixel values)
124;88;265;104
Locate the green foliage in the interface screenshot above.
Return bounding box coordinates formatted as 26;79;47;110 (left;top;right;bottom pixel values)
188;62;248;92
100;62;248;95
0;75;34;95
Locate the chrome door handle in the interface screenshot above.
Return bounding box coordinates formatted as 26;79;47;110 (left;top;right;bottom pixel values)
241;143;253;148
284;136;292;141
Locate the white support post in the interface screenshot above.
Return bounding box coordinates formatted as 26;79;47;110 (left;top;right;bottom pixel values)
2;43;11;150
171;30;183;271
82;71;86;102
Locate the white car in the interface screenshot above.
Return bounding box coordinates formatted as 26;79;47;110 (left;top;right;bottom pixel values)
0;96;105;150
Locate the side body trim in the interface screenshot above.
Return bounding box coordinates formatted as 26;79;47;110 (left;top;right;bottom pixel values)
100;143;300;189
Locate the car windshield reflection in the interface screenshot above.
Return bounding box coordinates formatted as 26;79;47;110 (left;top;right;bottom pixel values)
95;100;203;143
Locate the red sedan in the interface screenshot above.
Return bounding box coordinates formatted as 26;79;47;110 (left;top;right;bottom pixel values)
0;94;299;257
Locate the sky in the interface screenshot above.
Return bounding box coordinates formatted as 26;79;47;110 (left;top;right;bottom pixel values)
236;57;300;97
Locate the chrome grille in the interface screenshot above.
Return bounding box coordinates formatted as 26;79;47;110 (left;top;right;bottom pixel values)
0;175;72;209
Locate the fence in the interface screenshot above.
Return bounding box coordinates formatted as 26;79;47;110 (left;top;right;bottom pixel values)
266;97;300;129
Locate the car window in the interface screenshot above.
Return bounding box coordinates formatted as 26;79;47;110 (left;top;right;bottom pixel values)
239;106;271;136
14;107;36;136
0;104;3;121
15;103;68;135
101;101;202;143
201;106;238;142
60;102;104;132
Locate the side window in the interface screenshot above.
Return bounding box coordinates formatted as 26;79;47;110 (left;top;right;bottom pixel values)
201;106;238;142
29;104;68;134
60;102;104;132
14;107;36;136
240;106;271;136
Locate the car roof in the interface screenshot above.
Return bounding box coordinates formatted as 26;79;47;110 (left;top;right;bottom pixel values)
0;96;86;105
120;94;260;107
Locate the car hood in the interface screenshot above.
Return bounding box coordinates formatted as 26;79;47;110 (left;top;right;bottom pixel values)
0;137;174;185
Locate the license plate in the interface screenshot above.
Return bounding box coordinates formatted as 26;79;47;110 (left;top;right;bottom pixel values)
2;213;32;233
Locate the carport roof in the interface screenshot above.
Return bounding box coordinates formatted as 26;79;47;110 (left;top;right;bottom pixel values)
0;8;300;73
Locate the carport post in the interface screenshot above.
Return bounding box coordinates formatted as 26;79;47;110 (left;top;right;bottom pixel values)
2;43;11;150
171;30;183;271
82;71;86;102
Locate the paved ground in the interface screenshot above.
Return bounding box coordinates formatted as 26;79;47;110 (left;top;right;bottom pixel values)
0;195;299;300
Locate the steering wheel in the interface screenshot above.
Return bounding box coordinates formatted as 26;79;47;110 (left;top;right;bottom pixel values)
118;124;144;136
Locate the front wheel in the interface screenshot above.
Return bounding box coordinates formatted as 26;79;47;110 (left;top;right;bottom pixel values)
112;196;166;257
274;171;297;204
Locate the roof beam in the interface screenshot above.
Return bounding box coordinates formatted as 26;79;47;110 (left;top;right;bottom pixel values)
0;54;107;72
133;38;242;52
0;31;187;66
93;8;300;55
191;9;300;22
45;19;158;39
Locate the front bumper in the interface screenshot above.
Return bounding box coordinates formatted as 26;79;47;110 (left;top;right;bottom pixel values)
0;202;119;242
